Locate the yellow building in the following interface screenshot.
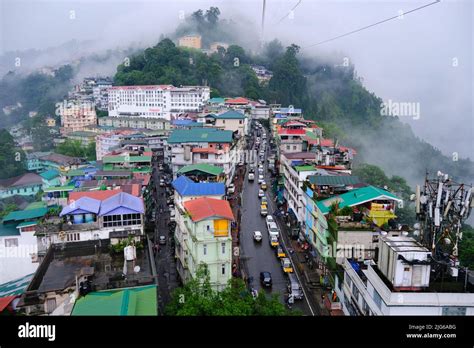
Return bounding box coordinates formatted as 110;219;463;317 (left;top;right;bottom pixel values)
46;117;56;127
178;35;202;49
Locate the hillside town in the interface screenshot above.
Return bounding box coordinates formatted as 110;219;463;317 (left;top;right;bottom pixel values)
0;33;473;317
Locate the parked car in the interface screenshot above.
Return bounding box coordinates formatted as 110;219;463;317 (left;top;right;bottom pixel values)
287;273;304;300
260;203;268;216
260;271;272;287
275;245;286;258
258;189;265;198
266;215;274;227
253;231;262;242
260;182;267;190
169;210;176;222
159;179;165;187
248;173;255;181
228;183;235;194
261;196;268;205
258;175;264;183
281;258;294;273
159;235;167;245
269;235;279;248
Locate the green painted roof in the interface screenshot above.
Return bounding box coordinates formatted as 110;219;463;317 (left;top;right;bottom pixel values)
25;201;47;210
305;130;319;140
0;223;20;237
308;175;361;186
72;285;157;316
316;185;402;214
0;273;34;297
168;128;233;144
2;207;48;223
208;97;226;104
65;169;86;177
43;185;75;192
16;220;38;228
40;169;60;180
294;165;317;172
214;110;246;119
102;155;152;164
177;164;224;176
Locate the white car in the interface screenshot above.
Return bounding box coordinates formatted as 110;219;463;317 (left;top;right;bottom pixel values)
228;183;235;194
253;231;262;242
266;215;275;227
258;175;264;183
258;189;265;198
169;210;176;222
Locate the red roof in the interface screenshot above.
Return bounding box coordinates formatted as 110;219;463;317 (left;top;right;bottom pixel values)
225;97;250;105
278;128;306;135
338;146;357;154
69;190;122;203
320;139;335;147
192;147;218;154
133;173;151;186
284;121;306;127
184;198;234;222
0;296;16;312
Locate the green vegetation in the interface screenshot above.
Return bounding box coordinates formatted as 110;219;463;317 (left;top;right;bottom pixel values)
459;224;474;269
165;265;293;316
0;129;26;179
353;163;415;225
0;65;73;128
56;139;96;161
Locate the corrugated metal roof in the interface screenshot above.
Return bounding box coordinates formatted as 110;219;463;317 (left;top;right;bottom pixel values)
167;128;233;144
3;207;48;223
316;185;402;214
308;175;361;186
172;176;225;197
215;110;246;119
0;273;34;297
177;164;224;176
72;285;157;316
60;197;101;216
39;169;60;181
99;192;144;216
184;197;234;222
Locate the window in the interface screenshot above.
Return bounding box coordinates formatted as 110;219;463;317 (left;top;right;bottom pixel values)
103;214;141;227
373;289;382;309
221;264;226;275
4;238;18;247
66;233;80;242
203;244;207;255
221;243;226;254
293;145;297;150
46;298;57;313
200;153;208;159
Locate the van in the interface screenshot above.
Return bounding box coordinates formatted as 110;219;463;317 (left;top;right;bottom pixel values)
287;273;304;300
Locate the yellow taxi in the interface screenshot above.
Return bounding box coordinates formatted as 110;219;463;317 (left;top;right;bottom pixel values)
260;203;268;216
276;245;286;258
281;258;294;273
260;182;267;190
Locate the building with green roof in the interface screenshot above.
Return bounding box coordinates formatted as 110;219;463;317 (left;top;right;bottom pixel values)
39;169;61;187
72;285;157;316
177;163;224;178
168;128;234;144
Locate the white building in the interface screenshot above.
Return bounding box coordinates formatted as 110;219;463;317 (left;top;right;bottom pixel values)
108;85;210;120
336;236;474;316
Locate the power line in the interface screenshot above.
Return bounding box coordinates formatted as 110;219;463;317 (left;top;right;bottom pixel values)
275;0;303;24
305;0;441;48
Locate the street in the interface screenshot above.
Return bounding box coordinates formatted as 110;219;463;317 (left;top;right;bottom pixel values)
239;123;314;315
151;156;179;315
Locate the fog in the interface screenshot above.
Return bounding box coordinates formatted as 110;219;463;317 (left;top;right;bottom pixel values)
0;0;472;159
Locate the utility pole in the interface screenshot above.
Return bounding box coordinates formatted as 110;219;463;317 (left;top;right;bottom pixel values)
261;0;267;48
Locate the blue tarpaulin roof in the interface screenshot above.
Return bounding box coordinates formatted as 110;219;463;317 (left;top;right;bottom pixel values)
172;176;225;197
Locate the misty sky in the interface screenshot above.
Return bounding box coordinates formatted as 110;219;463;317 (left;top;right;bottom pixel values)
0;0;472;158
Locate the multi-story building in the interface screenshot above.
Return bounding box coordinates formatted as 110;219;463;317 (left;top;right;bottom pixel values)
0;173;44;199
60;104;97;135
98;116;170;131
209;42;229;53
108;85;210;120
178;35;202;49
166;128;239;183
175;197;234;290
35;191;145;254
202;110;248;136
336;236;474;316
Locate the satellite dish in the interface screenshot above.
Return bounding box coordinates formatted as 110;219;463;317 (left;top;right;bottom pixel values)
133;266;140;273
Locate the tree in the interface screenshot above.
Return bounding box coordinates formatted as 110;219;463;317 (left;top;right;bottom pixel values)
56;139;95;161
205;7;221;26
0;129;26;179
165;264;292;316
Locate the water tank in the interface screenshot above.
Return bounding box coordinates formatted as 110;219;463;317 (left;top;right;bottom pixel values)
377;236;431;289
